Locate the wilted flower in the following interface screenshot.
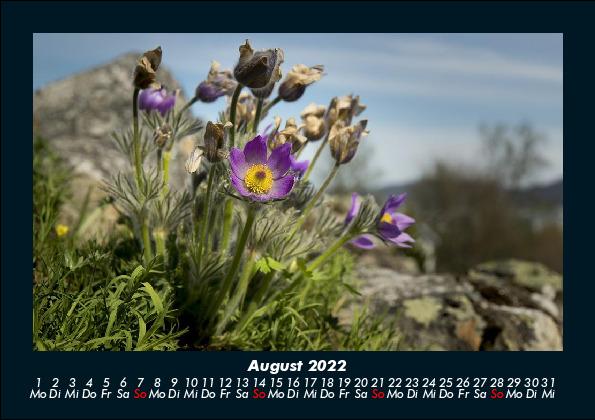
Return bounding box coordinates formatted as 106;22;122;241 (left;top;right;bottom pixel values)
153;123;172;148
251;66;282;99
203;121;232;162
196;61;237;103
270;118;307;153
55;224;69;237
233;40;284;89
185;147;203;174
279;64;324;102
326;95;366;127
133;46;162;89
329;119;368;164
345;193;415;249
235;92;258;129
289;155;309;178
300;103;326;141
139;88;176;116
229;135;295;202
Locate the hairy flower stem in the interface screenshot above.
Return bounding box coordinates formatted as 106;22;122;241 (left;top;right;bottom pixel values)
132;88;153;264
262;95;281;115
228;84;243;148
302;135;328;182
307;233;353;271
198;164;217;265
253;98;264;134
161;151;172;197
132;88;143;189
288;163;340;239
208;206;255;323
154;228;167;265
220;199;234;252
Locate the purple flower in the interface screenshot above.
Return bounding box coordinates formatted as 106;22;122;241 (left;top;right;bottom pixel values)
345;193;415;249
229;135;295;202
139;88;176;116
289;155;309;178
195;61;237;103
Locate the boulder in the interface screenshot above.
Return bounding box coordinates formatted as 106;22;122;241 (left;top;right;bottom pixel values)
344;260;562;351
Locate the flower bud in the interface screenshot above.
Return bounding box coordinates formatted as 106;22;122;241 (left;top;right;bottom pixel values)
139;87;176;115
233;40;284;89
278;64;324;102
204;121;233;162
300;103;327;141
153;123;172;148
270;118;307;153
326;94;366;127
196;61;237;103
251;65;282;99
329;119;368;165
133;46;162;89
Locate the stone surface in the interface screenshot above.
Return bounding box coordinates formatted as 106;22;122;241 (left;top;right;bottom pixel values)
33;52;196;189
343;260;563;351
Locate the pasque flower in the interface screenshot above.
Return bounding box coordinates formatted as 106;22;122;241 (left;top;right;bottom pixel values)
233;40;284;89
203;121;232;162
229;135;295;202
269;118;307;152
326;95;366;128
279;64;324;102
133;46;162;89
196;61;237;103
300;103;326;141
289;155;309;178
139;88;176;115
345;193;415;249
329;119;368;164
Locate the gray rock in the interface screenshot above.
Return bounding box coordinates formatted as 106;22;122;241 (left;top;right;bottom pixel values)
33;52;197;189
345;260;562;351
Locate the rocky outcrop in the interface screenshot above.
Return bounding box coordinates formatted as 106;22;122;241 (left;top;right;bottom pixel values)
33;53;196;188
342;259;563;351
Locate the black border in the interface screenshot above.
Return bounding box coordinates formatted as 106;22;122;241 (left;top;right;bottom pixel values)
3;1;594;419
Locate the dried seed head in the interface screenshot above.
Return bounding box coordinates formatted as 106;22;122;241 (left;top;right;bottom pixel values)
329;119;369;165
270;117;307;153
300;103;327;141
133;46;162;89
204;121;233;162
153;123;173;148
278;64;324;102
326;94;366;127
185;147;203;174
233;40;284;89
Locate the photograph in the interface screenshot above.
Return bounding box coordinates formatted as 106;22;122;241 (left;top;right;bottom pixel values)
31;33;563;352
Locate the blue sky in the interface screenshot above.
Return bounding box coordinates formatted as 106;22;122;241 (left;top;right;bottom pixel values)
33;33;563;186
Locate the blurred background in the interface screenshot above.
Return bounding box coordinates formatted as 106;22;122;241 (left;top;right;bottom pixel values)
33;33;563;275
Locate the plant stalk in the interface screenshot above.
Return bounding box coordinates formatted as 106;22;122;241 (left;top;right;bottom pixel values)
253;98;264;134
228;84;243;148
302;135;328;182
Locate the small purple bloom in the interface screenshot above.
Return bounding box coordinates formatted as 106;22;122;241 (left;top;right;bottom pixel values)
139;88;176;116
229;135;295;202
289;155;309;178
196;61;237;103
346;193;415;249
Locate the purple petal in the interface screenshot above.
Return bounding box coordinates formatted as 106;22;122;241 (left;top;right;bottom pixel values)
389;232;415;248
394;213;415;230
243;135;267;165
289;155;309;177
157;95;176;116
378;221;402;240
263;174;294;200
381;193;407;215
267;143;292;179
229;148;250;178
230;172;253;198
345;193;360;224
350;235;376;249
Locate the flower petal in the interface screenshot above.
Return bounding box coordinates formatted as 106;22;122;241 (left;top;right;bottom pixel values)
243;135;267;164
394;212;415;230
381;193;407;215
229;148;250;178
388;232;415;248
267;143;292;179
345;193;360;224
378;221;402;240
289;155;309;177
264;174;294;200
350;235;376;249
230;172;253;198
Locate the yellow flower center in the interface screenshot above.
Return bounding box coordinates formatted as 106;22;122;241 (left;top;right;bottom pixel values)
244;164;274;194
55;224;69;237
380;212;393;224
